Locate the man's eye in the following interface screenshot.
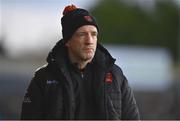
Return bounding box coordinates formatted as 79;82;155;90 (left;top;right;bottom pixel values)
79;33;85;36
92;32;98;36
77;33;85;37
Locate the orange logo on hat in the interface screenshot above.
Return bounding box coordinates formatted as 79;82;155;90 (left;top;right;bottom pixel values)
84;15;93;22
105;72;113;84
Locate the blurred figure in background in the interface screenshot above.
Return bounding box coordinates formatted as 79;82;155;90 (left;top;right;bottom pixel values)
21;5;140;120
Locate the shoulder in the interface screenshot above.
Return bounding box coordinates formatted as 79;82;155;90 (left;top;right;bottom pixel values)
30;63;56;86
111;64;124;78
34;64;49;79
110;64;128;88
28;64;49;88
34;63;57;77
28;63;59;91
33;63;61;84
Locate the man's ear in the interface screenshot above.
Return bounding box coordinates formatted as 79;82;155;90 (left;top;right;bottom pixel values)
65;41;70;47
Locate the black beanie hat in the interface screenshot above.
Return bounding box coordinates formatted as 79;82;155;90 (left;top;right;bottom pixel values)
61;5;99;42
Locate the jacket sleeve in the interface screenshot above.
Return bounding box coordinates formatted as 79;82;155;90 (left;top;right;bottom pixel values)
121;74;140;120
21;69;45;120
112;65;140;120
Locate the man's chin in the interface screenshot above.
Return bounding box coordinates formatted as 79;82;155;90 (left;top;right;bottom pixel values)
82;55;94;62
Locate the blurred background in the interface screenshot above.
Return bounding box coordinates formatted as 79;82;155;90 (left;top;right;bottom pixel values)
0;0;180;119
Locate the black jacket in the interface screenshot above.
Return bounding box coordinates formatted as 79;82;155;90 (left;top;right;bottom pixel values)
21;40;140;120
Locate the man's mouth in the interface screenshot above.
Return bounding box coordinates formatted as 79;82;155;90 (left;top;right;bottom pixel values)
84;48;94;52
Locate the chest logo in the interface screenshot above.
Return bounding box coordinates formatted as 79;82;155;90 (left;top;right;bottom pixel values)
105;72;113;84
47;80;58;84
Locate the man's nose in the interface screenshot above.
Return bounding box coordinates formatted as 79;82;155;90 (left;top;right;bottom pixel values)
86;33;93;44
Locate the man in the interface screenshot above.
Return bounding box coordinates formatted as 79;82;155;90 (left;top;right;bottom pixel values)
21;5;140;120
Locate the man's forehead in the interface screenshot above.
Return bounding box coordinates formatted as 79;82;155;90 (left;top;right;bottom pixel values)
76;25;98;32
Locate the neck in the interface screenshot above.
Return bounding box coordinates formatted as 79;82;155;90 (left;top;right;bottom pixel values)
68;53;92;70
71;59;91;70
76;61;89;70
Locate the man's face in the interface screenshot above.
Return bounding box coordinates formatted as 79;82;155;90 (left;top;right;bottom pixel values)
66;25;98;62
